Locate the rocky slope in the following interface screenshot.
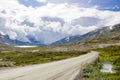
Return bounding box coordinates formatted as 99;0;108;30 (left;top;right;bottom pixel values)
51;24;120;45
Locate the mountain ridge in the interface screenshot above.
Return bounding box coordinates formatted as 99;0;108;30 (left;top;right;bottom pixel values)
0;34;45;46
0;23;120;46
51;24;120;45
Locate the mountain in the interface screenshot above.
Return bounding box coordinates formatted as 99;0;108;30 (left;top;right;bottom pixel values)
51;24;120;45
1;23;120;46
0;34;13;45
50;35;83;46
0;34;45;46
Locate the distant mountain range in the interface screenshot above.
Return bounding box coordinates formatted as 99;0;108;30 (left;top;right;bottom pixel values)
0;23;120;46
51;24;120;45
0;34;45;46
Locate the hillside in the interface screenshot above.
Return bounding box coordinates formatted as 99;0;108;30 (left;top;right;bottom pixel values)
51;24;120;45
0;34;13;45
0;34;45;46
0;24;120;46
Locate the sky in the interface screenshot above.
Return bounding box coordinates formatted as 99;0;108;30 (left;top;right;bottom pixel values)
0;0;120;44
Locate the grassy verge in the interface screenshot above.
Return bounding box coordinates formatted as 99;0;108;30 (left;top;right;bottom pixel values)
79;46;120;80
0;50;87;67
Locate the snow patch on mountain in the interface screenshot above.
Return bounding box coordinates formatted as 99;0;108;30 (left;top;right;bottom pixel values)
109;26;113;30
65;36;70;42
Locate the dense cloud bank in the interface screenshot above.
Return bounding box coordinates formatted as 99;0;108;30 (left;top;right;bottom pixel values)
0;0;120;44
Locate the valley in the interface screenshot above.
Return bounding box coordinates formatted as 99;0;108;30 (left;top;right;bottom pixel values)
0;41;120;80
0;0;120;80
0;23;120;80
0;51;99;80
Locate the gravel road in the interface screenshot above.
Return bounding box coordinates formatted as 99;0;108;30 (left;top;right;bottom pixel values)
0;51;99;80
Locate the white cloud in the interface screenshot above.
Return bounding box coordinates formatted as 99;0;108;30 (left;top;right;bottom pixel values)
88;0;93;3
0;0;120;44
36;0;46;3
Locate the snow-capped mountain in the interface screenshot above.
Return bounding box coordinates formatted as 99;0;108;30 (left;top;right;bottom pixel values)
0;34;45;46
51;24;120;45
0;23;120;46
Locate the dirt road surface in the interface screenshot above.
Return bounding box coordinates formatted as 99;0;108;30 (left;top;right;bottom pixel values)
0;51;99;80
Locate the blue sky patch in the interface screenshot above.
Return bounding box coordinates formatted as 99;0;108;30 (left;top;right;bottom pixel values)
89;0;120;11
18;0;46;7
18;0;120;11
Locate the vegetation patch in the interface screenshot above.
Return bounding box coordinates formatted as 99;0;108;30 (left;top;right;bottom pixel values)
77;46;120;80
0;61;15;67
0;50;87;66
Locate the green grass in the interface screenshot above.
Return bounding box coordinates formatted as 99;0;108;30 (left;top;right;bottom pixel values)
80;46;120;80
0;50;87;66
